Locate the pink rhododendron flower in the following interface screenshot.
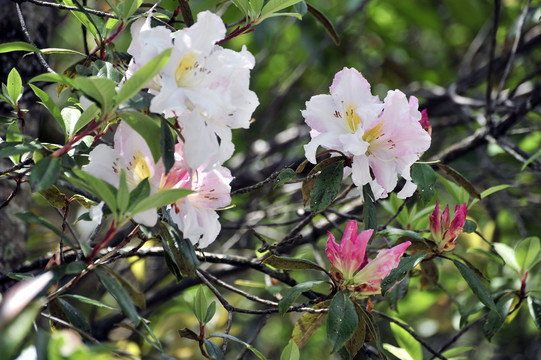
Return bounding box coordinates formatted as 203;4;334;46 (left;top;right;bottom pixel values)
126;11;259;169
302;67;431;200
82;121;164;226
429;201;468;251
162;143;233;248
326;220;411;296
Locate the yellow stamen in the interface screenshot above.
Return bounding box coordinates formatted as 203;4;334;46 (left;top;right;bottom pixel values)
362;121;384;143
131;150;150;183
345;103;361;133
175;52;198;87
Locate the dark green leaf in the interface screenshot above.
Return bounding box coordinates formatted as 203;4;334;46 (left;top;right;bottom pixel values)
301;155;344;205
119;111;162;163
30;157;61;192
263;255;328;273
73;76;116;113
327;292;358;353
74;103;100;134
310;161;343;213
306;3;340;45
463;219;477;233
436;163;481;200
515;236;540;272
260;0;304;21
101;266;146;310
278;280;325;316
411;163;436;202
74;170;118;214
29;84;64;132
381;253;427;295
116;49;171;105
117;170;130;214
209;333;266;360
204;301;216;324
483;295;514;340
346;304;367;358
56;298;91;332
129;178;151;210
452;259;498;313
294;1;307;16
204;339;224;360
363;185;377;231
0;141;42;158
160;222;199;278
161;117;175;175
95;268;140;325
29;73;76;88
273;168;296;189
527;297;541;329
178;328;199;341
60;294;118;310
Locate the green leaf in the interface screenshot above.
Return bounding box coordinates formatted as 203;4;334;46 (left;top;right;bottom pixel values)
117;170;130;214
160;222;199;278
306;3;340;45
73;76;116;113
493;243;521;274
204;339;224;360
193;286;207;323
463;219;477;233
515;237;540;272
15;211;76;250
209;333;266;360
29;84;64;132
363;184;377;231
273;168;296;189
278;280;325;316
483;295;514;340
259;0;304;21
204;301;216;324
327;292;358;353
310;161;343;213
161;117;175;174
7;68;23;105
521;148;541;171
345;303;367;358
441;347;474;358
377;228;428;243
0;141;42;158
527;297;541;329
291;300;329;348
231;0;250;18
0;301;42;360
62;0;103;41
95;268;140;325
129;188;193;215
116;49;172;105
383;344;413;360
301;155;343;206
60;294;118;310
262;255;328;273
129;178;151;210
74;170;118;215
101;266;146;310
469;184;512;208
390;321;422;360
75;103;100;134
60;107;81;141
178;328;199;341
119;0;143;19
0;41;41;54
29;73;76;89
381;253;427;295
452;259;498;313
56;298;91;332
280;341;300;360
30;157;61;192
436;163;481;200
119;111;162;163
411;163;436;202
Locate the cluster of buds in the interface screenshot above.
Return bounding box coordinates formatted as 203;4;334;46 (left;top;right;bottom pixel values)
325;221;410;296
429;201;468;251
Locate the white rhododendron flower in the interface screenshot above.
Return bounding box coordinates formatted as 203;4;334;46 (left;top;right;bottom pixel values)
302;67;431;200
162;143;233;248
82;122;164;226
126;11;259;168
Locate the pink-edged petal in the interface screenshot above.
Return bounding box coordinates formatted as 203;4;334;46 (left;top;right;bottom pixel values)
325;231;342;271
441;205;451;230
450;203;468;230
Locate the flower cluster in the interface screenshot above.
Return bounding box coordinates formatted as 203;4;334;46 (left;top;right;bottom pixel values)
429;201;468;251
84;11;258;248
302;67;431;200
326;220;411;295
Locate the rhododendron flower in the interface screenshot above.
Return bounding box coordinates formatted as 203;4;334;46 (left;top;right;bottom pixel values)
127;11;259;168
326;220;411;295
82;122;164;226
429;201;468;251
302;67;431;200
162;143;233;248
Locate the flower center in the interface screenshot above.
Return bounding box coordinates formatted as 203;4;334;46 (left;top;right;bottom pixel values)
127;150;151;187
362;121;384;144
175;51;204;88
345;103;361;133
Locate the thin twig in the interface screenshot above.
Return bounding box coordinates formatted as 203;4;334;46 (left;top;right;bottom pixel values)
15;2;56;74
25;0;118;18
485;0;501;128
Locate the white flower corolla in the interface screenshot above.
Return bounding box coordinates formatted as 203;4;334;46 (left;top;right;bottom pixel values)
82;122;163;226
126;11;258;168
161;143;232;248
302;67;431;200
